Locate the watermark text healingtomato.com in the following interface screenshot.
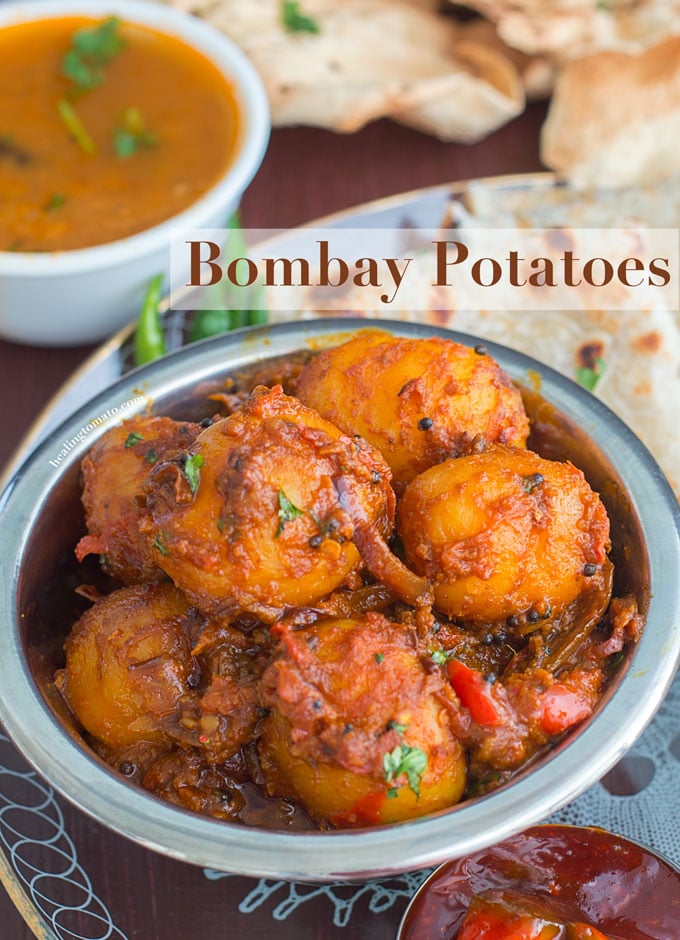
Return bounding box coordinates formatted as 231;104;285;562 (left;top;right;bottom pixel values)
49;397;145;468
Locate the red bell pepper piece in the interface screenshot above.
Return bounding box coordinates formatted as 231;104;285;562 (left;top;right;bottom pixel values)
447;660;502;727
541;685;593;735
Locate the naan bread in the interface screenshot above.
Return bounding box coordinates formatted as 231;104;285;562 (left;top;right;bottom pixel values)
541;38;680;189
458;17;556;99
162;0;524;141
452;0;680;60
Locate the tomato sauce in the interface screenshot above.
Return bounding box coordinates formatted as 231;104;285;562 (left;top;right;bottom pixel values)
399;826;680;940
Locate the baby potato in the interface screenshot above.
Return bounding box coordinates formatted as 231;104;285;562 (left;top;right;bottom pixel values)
143;385;395;619
58;582;200;749
296;331;529;486
259;615;466;827
398;446;611;623
76;415;200;583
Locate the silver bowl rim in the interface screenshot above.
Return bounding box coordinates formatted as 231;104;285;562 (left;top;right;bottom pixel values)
396;822;680;939
0;317;678;881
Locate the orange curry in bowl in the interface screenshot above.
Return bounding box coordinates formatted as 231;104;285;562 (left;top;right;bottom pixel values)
0;15;238;252
53;332;643;830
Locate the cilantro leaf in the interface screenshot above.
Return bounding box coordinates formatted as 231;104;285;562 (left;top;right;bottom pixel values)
275;490;305;537
430;648;454;666
576;357;605;393
281;0;320;34
45;192;66;211
113;108;158;158
152;534;169;556
609;650;625;670
62;17;124;90
113;129;137;158
388;720;408;736
124;431;143;448
184;454;205;494
383;743;427;799
73;16;123;60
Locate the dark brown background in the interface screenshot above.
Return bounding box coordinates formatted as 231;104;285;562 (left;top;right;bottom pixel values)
0;105;547;939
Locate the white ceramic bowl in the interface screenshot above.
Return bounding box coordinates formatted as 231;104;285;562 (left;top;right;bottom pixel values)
0;0;269;347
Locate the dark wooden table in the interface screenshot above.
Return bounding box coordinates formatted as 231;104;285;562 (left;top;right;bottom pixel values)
0;103;547;940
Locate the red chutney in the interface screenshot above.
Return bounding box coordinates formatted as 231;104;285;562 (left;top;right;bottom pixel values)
399;826;680;940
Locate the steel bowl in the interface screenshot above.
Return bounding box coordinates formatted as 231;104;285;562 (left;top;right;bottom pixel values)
0;318;678;881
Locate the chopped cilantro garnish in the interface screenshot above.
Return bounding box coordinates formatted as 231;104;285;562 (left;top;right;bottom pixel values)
374;653;385;664
275;490;305;537
430;648;453;665
113;107;158;158
144;448;158;464
464;770;503;798
576;357;606;392
124;431;144;448
152;534;169;556
45;192;66;211
609;650;625;670
184;454;205;494
383;743;427;799
386;788;399;800
281;0;320;34
112;129;136;158
62;17;124;91
388;720;408;736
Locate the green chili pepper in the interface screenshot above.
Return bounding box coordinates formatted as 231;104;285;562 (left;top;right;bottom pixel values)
246;281;267;325
247;308;268;325
187;213;268;343
224;212;269;323
225;209;249;256
56;98;96;155
230;309;249;328
133;273;166;365
189;309;232;343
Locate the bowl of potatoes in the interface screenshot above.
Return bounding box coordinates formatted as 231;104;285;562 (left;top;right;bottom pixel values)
0;318;678;880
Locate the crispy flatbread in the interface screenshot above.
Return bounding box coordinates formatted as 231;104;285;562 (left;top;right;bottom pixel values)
458;17;556;99
453;0;680;60
162;0;525;141
541;38;680;189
